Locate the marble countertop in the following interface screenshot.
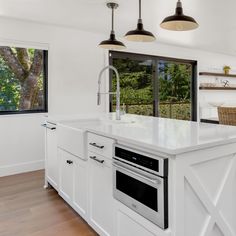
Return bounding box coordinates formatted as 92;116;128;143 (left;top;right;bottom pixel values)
47;113;236;155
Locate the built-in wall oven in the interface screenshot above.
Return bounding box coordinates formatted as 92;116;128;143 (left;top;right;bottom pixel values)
113;145;168;229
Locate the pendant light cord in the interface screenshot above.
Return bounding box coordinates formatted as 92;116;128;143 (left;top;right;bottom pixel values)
139;0;141;20
138;0;143;25
111;6;114;33
176;0;182;13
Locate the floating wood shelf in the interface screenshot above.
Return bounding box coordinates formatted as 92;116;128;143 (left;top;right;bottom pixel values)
199;86;236;90
200;118;219;124
199;72;236;78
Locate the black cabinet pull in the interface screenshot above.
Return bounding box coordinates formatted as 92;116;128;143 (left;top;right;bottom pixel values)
89;156;105;164
66;160;73;164
89;142;104;149
41;124;56;130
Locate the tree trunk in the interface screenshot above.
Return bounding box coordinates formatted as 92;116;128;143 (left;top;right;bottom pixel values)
19;50;43;110
0;47;44;110
19;74;38;110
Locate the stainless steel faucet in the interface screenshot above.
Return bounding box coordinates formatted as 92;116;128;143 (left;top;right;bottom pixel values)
97;65;121;120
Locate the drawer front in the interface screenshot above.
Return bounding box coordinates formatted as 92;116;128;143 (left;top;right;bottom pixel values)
57;124;86;159
88;151;112;168
88;133;115;159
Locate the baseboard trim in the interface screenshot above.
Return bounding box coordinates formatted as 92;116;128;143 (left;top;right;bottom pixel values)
0;160;45;177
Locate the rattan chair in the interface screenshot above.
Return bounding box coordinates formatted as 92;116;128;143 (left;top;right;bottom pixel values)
217;107;236;126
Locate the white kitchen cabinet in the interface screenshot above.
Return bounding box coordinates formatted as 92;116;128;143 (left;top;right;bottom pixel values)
57;124;87;159
58;149;74;204
88;151;114;236
58;148;88;220
116;210;155;236
44;115;236;236
114;197;171;236
44;122;58;190
88;132;114;159
73;156;87;219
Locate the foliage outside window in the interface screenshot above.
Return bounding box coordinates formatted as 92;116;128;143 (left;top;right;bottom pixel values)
112;58;154;116
0;46;48;114
110;52;197;121
158;61;192;120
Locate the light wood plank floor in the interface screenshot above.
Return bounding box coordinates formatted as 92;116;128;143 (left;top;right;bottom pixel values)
0;170;98;236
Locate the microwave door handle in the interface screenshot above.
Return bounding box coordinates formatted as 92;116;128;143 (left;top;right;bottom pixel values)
113;163;158;185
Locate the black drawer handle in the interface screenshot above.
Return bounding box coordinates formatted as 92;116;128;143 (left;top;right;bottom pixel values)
41;124;56;130
66;160;73;164
89;142;104;149
89;156;104;164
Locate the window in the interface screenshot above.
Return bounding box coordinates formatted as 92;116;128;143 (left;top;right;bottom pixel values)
0;46;48;114
109;51;197;121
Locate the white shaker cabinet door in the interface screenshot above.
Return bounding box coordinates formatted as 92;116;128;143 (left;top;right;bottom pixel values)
73;157;88;220
45;125;58;189
58;149;74;205
58;148;88;221
88;152;114;236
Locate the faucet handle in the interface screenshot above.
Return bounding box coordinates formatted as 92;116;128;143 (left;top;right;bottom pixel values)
97;93;101;105
99;92;116;95
120;103;126;115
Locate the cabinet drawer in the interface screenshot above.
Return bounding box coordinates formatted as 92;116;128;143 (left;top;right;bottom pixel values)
88;133;115;159
117;210;156;236
88;151;112;168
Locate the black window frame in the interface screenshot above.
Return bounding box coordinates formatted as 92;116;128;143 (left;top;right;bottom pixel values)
0;49;48;115
109;51;197;121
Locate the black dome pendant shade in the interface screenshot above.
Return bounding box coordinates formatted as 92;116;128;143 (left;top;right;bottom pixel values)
125;0;156;42
160;0;198;31
99;2;126;50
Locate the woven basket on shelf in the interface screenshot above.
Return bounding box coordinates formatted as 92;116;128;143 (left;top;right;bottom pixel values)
217;107;236;126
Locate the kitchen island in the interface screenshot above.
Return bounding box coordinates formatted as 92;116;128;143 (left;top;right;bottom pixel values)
43;113;236;236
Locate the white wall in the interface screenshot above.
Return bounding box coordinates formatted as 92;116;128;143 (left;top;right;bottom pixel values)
0;114;45;176
0;17;236;176
0;18;106;177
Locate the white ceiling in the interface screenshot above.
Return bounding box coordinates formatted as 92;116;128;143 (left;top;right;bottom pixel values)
0;0;236;56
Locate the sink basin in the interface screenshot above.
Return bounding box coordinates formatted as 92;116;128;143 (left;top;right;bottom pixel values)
60;117;135;128
60;118;100;127
57;120;93;160
57;116;136;159
103;119;136;124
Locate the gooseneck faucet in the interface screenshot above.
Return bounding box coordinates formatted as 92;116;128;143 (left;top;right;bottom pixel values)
97;65;121;120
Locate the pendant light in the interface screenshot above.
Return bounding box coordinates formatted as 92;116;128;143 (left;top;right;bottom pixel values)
99;2;126;50
160;0;198;31
124;0;156;42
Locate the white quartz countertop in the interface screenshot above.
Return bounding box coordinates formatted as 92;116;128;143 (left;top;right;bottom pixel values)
51;113;236;155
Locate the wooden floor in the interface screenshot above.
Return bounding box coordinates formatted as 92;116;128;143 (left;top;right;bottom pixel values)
0;170;98;236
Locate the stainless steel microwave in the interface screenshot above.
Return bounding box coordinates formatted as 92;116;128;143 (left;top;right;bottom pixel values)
113;145;168;229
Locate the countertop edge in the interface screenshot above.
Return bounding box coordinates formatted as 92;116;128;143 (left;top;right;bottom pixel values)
86;128;236;157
